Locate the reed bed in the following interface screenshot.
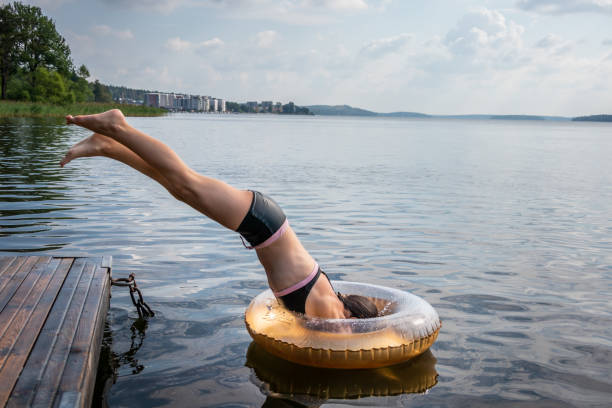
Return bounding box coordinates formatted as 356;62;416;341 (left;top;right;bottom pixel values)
0;100;165;118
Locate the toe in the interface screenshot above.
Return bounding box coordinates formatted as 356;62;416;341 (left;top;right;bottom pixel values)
60;151;73;167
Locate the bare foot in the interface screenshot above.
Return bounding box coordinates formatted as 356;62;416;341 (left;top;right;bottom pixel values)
60;133;113;167
65;109;127;136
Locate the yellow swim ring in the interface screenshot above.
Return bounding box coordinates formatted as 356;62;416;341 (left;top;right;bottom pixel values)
244;281;441;369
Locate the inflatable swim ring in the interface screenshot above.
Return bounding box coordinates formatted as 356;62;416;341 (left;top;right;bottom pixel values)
244;281;441;369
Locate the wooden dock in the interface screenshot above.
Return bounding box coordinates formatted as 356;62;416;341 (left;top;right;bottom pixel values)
0;256;111;408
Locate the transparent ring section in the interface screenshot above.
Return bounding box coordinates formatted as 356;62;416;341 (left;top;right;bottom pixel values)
245;281;441;369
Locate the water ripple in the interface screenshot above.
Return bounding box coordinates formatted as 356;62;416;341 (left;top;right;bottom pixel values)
1;116;611;407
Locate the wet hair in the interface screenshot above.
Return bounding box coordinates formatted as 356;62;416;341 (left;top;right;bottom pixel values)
337;293;378;318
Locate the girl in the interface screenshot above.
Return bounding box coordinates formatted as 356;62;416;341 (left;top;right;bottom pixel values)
61;109;377;319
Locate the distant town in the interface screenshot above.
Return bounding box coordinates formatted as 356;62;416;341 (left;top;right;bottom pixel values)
141;92;227;112
110;87;611;122
118;90;312;115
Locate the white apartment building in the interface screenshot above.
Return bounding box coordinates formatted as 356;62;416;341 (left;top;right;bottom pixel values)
145;92;225;112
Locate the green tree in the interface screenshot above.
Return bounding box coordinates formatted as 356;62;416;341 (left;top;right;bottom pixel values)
14;2;72;91
0;3;21;99
0;2;73;100
92;80;112;103
68;64;93;102
6;70;30;100
77;64;89;79
31;66;74;104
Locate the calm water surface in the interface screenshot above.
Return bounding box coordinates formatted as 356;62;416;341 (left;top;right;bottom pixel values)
1;114;611;407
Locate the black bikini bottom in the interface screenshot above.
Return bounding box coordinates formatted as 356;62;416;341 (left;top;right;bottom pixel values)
236;191;286;248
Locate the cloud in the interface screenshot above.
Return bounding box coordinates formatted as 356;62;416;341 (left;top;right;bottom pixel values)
302;0;368;10
101;0;373;23
535;33;562;48
445;9;524;57
516;0;612;15
255;30;278;48
167;36;225;56
166;37;192;52
92;25;134;40
435;8;530;76
534;33;575;55
102;0;186;13
603;38;612;46
199;37;224;48
360;33;412;58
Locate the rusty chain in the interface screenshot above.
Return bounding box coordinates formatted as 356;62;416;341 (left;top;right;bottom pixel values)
110;273;155;319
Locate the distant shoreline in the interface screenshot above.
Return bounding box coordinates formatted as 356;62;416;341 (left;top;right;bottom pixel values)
2;100;611;122
572;114;612;122
306;105;612;122
0;101;165;118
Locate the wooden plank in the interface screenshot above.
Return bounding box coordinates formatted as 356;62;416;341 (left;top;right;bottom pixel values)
0;257;17;278
0;257;51;348
0;256;112;408
57;391;81;408
58;263;110;408
0;256;36;313
0;257;64;408
7;258;87;407
0;257;24;301
29;260;97;408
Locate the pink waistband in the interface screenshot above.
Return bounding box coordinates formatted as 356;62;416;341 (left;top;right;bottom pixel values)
274;263;319;297
244;219;289;250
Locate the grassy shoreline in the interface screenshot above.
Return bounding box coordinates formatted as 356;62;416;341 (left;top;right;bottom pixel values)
0;100;166;118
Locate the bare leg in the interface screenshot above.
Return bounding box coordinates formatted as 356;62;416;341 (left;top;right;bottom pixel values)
60;133;175;193
64;110;252;230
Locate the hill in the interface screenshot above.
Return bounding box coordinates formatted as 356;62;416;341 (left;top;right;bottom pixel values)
379;111;430;118
572;114;612;122
306;105;377;116
307;105;571;121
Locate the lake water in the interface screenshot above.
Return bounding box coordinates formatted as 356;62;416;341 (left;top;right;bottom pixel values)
1;114;611;407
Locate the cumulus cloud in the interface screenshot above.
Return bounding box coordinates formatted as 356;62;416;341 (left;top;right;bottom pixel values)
516;0;612;15
255;30;278;48
445;9;524;55
167;36;225;55
200;37;224;48
360;33;412;58
92;25;134;40
166;37;192;52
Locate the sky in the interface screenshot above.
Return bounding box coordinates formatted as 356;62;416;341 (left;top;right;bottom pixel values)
7;0;612;115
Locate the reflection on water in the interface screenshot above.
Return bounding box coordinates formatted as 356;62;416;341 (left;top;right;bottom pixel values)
94;318;148;408
1;115;611;407
0;117;75;252
247;342;437;407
